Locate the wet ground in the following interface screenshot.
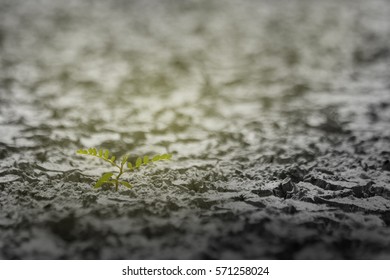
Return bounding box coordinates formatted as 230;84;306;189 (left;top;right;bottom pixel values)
1;0;390;259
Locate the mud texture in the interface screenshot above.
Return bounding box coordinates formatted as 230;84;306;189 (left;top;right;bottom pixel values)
1;0;390;259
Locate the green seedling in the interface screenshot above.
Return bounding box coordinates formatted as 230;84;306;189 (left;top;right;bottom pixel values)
76;148;172;191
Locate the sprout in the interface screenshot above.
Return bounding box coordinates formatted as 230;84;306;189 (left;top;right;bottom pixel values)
76;148;172;191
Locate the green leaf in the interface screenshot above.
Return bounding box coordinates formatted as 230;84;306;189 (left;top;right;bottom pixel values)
76;149;89;154
110;156;116;163
95;172;114;188
161;153;172;160
143;155;149;165
152;155;161;162
104;150;109;160
106;180;116;186
120;181;133;188
121;155;129;166
135;157;142;168
127;162;133;170
98;149;103;157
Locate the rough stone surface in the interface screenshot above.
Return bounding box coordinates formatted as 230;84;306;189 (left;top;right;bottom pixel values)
1;0;390;259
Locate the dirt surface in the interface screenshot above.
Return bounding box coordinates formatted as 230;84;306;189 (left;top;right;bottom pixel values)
1;0;390;259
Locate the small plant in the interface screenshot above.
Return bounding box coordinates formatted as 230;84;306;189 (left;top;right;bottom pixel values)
76;148;172;191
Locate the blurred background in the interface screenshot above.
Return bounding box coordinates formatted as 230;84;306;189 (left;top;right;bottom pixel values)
0;0;390;259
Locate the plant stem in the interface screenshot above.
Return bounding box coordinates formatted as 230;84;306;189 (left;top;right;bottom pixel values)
114;162;125;191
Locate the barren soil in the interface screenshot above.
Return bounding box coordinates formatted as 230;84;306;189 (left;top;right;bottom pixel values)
1;0;390;259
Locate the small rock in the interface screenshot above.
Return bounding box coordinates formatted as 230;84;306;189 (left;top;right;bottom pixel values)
282;205;298;214
273;178;298;198
382;160;390;171
280;178;296;193
252;189;273;197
